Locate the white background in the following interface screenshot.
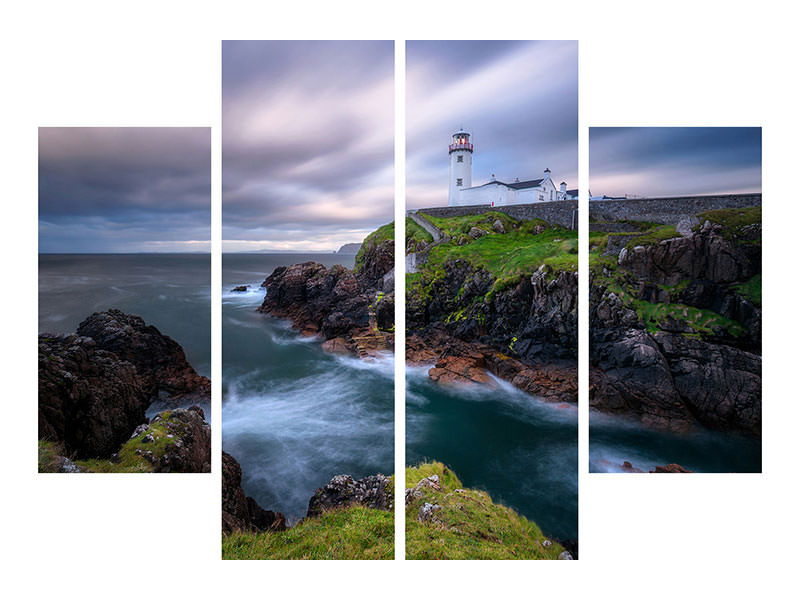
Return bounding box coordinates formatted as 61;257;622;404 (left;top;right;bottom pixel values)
2;1;797;597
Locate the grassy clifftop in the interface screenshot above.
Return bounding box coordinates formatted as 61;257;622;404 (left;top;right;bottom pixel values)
406;462;567;560
408;212;578;302
355;221;394;272
222;505;394;560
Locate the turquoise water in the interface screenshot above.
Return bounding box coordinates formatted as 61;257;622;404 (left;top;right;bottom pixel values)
406;366;578;542
222;253;394;522
590;410;762;473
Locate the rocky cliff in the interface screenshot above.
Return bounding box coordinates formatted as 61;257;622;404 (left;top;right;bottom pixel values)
406;212;578;403
257;224;395;357
589;207;762;435
38;309;211;470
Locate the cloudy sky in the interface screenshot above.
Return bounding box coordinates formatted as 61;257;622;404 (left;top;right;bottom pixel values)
222;40;394;253
406;41;578;209
39;127;210;253
590;127;762;197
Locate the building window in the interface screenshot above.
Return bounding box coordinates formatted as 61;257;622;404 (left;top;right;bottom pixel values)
550;190;553;201
539;194;544;201
457;155;463;163
456;178;463;186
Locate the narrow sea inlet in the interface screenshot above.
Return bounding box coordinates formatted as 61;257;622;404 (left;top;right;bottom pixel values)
407;369;578;543
222;253;394;522
589;411;762;473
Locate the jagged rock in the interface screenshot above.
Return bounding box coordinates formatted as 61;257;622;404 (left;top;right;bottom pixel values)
39;310;210;462
222;451;286;534
428;354;495;386
358;239;394;289
468;226;488;239
146;406;211;473
260;250;394;357
558;551;574;560
307;473;393;517
618;228;758;286
38;333;149;458
405;474;442;505
77;309;210;404
651;464;693;473
418;502;441;523
231;285;248;292
321;336;350;354
492;219;505;234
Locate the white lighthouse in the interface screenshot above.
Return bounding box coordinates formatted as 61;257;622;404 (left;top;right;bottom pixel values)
445;129;571;207
448;130;473;206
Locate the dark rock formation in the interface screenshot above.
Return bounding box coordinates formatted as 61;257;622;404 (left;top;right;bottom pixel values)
231;285;248;292
651;464;693;473
77;309;210;404
146;406;211;473
619;223;759;287
590;219;761;436
406;255;577;403
39;334;148;458
39;310;211;461
258;238;394;357
307;474;393;518
222;451;286;534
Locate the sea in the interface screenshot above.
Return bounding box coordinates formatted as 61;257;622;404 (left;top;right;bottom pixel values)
406;368;579;542
589;410;762;473
38;253;211;418
222;253;394;523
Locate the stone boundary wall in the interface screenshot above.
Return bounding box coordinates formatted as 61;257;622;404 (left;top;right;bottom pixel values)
589;222;642;233
589;194;761;225
414;200;579;229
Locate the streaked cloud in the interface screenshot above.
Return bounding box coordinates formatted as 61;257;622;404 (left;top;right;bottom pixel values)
39;127;210;253
406;41;578;210
590;127;762;197
222;41;394;252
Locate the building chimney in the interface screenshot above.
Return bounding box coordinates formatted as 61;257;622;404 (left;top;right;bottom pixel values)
544;168;551;180
560;181;567;193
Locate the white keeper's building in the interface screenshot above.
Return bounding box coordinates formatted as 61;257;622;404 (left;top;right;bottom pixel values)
447;130;576;207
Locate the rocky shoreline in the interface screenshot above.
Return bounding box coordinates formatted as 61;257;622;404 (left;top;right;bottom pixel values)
38;309;211;472
257;232;395;358
222;450;392;535
590;210;762;436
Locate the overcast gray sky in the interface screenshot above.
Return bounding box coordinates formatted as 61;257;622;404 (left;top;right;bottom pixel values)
406;40;578;209
222;40;394;253
590;127;762;197
38;127;210;253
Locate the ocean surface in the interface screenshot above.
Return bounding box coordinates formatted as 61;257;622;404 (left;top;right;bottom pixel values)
589;411;762;473
222;253;394;523
406;368;578;542
38;254;211;417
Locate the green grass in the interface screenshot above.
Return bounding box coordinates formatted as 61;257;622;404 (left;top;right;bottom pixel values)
222;505;394;560
632;299;747;337
420;211;518;239
732;274;762;306
355;221;394;272
695;206;761;234
72;411;185;473
405;462;565;560
589;231;609;252
624;225;678;250
427;227;578;287
406;217;433;247
38;440;66;472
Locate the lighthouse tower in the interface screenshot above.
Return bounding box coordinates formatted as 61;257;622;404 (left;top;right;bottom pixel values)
448;130;473;206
